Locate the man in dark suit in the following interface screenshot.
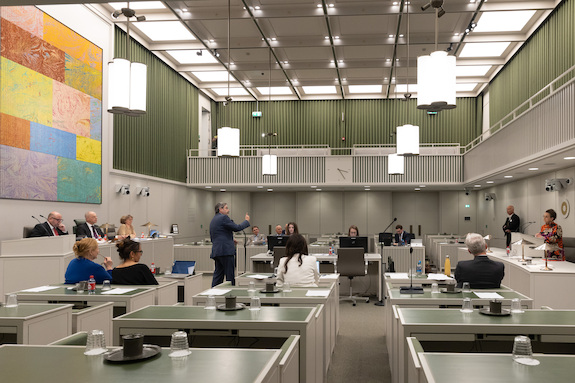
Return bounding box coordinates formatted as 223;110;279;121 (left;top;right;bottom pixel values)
394;224;411;246
455;233;505;289
75;211;105;239
210;202;250;287
29;211;68;237
502;205;520;247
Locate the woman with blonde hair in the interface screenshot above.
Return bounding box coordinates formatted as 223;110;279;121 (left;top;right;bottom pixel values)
65;238;113;284
118;215;136;239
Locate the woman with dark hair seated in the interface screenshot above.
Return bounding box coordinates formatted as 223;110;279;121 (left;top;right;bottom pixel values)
285;222;299;235
112;238;158;285
276;234;319;287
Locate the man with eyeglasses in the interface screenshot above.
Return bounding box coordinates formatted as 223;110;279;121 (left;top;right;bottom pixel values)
29;211;69;237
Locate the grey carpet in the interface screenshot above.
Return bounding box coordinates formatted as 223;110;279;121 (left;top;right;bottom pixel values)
326;297;391;382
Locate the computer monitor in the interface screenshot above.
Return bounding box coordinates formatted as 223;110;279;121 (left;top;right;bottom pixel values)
267;235;288;251
339;236;368;253
378;232;393;246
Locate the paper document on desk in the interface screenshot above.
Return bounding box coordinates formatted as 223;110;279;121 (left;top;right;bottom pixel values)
306;290;330;297
246;274;270;279
199;289;231;296
387;273;409;279
473;292;504;299
21;285;59;292
101;288;137;295
427;274;454;281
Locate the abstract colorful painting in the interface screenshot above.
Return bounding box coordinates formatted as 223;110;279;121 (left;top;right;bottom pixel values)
0;6;102;203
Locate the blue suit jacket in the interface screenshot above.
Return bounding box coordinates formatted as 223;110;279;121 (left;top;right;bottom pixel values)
209;213;250;258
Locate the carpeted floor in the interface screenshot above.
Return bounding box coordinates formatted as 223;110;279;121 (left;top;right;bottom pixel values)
326;296;391;382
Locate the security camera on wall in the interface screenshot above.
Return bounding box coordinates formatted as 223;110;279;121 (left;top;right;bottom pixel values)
137;186;150;197
464;187;471;196
484;192;496;201
116;184;130;195
545;178;573;192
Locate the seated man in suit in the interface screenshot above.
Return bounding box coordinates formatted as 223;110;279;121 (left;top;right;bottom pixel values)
246;225;266;245
394;224;411;246
76;211;105;239
29;211;68;237
455;233;505;289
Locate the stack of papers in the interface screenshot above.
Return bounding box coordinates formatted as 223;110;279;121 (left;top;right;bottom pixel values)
246;274;270;279
474;292;504;299
101;288;136;295
305;290;330;297
21;286;59;293
199;289;230;296
427;274;454;281
387;273;410;279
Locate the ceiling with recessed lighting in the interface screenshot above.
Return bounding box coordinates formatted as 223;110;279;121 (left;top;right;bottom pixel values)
83;0;560;102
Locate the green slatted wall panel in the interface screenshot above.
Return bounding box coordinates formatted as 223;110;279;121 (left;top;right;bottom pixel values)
112;27;198;182
489;0;575;124
213;97;480;148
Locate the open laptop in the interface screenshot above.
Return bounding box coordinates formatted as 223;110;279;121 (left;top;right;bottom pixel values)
167;260;195;278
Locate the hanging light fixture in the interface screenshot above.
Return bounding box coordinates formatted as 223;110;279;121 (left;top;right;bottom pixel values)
417;0;456;112
396;4;420;156
388;153;404;175
107;3;147;116
217;0;240;157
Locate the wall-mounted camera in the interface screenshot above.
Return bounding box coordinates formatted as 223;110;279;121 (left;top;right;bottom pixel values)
137;186;150;197
464;187;471;196
484;192;496;201
116;184;130;195
545;178;573;192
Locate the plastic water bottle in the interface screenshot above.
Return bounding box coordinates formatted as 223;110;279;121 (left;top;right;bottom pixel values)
150;263;156;274
506;246;510;256
141;232;145;238
329;247;333;256
416;260;423;275
88;275;96;294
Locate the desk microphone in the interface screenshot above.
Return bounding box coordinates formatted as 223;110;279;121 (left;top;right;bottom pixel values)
33;215;51;236
382;217;397;234
39;214;47;220
32;215;41;224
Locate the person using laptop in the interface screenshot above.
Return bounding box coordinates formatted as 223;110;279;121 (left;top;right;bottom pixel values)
276;234;319;287
348;225;359;236
394;224;411;246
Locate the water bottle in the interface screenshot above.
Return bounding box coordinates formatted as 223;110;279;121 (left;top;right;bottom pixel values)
444;255;451;277
150;263;156;274
329;246;333;256
88;275;96;294
506;246;510;256
416;260;422;275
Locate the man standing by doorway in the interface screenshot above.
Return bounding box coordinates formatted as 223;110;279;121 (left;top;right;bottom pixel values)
502;205;520;248
210;202;250;287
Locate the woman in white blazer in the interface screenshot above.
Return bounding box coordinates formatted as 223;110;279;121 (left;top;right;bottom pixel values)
276;234;319;287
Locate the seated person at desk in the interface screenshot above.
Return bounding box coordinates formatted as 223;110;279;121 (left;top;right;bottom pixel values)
29;211;68;237
112;238;158;285
274;225;283;236
455;233;505;289
285;222;299;235
348;225;359;236
276;234;319;287
75;211;105;239
117;215;136;239
65;238;113;284
246;226;266;245
394;225;411;245
535;208;564;261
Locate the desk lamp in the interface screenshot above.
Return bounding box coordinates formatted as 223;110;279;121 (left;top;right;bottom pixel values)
512;238;534;262
535;243;559;271
483;235;493;253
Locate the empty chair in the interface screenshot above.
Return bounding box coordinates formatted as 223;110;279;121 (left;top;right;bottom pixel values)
337;247;369;306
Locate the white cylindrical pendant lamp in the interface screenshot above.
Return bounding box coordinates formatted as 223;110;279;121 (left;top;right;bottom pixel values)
388;153;404;175
217;127;240;157
417;51;456;111
107;58;130;114
129;62;147;116
396;124;420;156
262;154;277;175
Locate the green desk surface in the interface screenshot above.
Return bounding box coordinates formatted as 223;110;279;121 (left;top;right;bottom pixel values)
420;353;575;383
16;286;149;297
399;308;575;326
388;289;527;300
196;287;330;299
0;345;280;383
0;304;70;318
118;305;315;323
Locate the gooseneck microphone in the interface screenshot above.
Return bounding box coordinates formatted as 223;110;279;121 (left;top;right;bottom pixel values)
382;217;398;234
33;215;51;236
31;215;41;224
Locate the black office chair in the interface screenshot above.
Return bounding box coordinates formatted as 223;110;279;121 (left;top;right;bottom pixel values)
23;226;34;238
273;246;286;269
337;248;369;306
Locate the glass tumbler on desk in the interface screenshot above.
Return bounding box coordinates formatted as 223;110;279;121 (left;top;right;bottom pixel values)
460;298;473;313
512;335;539;365
248;281;256;292
249;296;261;310
462;282;471;293
5;294;18;308
431;283;439;294
511;298;524;313
84;329;107;355
205;295;216;310
169;331;191;358
283;282;292;292
102;280;111;291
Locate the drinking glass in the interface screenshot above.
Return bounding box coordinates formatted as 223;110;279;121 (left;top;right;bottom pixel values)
169;331;191;358
512;335;539;365
249;296;261;310
84;329;107;355
5;294;18;308
76;282;85;294
462;282;471;293
248;281;256;292
431;283;439;294
102;280;112;291
460;298;473;313
511;298;524;314
283;282;292;292
205;295;216;310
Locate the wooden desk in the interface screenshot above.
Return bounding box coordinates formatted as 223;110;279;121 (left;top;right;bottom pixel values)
113;305;317;383
0;304;72;344
11;286;155;314
0;345;282;383
395;308;575;383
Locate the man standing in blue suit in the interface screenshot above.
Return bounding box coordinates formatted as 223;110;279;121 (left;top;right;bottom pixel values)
210;202;250;287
